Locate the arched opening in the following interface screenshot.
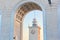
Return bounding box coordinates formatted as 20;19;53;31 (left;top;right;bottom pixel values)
23;10;43;40
14;2;45;40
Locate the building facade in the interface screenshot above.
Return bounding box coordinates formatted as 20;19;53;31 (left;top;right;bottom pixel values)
0;0;60;40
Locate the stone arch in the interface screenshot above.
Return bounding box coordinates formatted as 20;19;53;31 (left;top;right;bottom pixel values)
16;2;42;22
11;1;46;40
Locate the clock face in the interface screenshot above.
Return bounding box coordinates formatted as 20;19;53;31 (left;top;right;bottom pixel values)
31;29;35;34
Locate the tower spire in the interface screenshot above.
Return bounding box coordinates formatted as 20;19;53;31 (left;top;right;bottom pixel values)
32;12;37;27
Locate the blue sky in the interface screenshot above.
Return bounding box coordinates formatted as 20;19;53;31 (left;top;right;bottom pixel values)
23;10;43;29
23;10;43;40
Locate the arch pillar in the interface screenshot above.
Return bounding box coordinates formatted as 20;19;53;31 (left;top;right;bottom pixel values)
14;19;23;40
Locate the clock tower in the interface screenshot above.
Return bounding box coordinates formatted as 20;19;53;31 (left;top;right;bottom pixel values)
29;18;41;40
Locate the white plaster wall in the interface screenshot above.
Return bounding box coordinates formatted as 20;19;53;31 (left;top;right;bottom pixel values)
45;6;58;40
57;0;60;40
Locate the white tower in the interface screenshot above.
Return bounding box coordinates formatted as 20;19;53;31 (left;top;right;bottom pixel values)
29;18;41;40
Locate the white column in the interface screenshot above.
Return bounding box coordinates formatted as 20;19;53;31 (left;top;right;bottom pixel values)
0;15;1;31
45;4;58;40
57;1;60;40
1;9;13;40
0;14;2;40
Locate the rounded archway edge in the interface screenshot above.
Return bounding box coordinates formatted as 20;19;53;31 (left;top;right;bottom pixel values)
10;0;46;40
12;0;45;15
